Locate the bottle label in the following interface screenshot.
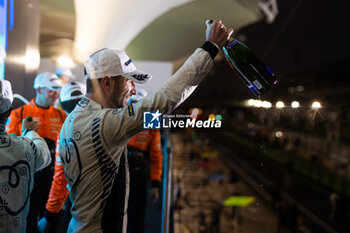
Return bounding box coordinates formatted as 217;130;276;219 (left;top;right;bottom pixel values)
253;80;263;90
247;84;260;95
226;39;238;49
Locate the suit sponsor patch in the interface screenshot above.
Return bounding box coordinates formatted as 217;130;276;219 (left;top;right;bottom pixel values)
128;104;134;117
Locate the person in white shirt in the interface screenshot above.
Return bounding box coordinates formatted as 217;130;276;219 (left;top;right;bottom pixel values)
0;79;51;233
59;19;233;233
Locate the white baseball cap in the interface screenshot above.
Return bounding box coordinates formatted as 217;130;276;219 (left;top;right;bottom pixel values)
0;79;14;113
56;67;76;80
84;48;152;83
34;72;63;90
60;82;86;102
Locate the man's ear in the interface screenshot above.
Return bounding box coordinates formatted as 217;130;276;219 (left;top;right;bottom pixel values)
101;76;112;89
37;87;42;94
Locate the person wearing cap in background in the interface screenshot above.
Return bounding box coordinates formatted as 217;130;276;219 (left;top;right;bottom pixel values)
36;82;86;233
0;79;51;233
56;67;76;85
58;19;232;233
6;72;67;233
7;72;66;139
127;90;163;233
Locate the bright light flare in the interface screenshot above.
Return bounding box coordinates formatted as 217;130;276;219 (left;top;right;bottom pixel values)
312;101;321;109
276;101;284;109
262;101;272;109
248;99;255;106
254;100;263;108
208;114;216;121
247;99;272;108
191;108;199;115
24;48;40;71
291;101;299;108
275;131;283;138
216;114;223;121
57;56;75;68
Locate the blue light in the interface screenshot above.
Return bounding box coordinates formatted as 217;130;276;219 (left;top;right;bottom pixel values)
9;0;14;30
160;137;168;233
266;66;274;76
0;0;15;79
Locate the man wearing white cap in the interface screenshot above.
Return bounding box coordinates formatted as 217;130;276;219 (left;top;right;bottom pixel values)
6;72;67;233
56;67;76;85
7;72;66;139
59;19;233;233
0;79;51;233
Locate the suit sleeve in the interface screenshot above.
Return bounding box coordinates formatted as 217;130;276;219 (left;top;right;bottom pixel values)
149;129;162;185
22;130;51;172
103;48;214;150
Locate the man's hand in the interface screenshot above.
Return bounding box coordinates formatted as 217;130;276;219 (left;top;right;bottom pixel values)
206;19;234;48
37;210;61;233
150;187;159;206
22;117;38;132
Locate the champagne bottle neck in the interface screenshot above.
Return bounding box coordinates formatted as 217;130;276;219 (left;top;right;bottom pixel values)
226;38;239;49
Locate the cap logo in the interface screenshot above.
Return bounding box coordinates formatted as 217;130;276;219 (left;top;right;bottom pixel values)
124;58;132;66
131;74;149;81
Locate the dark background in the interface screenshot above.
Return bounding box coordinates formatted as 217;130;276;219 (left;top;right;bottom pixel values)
186;0;350;107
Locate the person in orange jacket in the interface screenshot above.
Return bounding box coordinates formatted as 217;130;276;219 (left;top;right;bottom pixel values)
6;72;66;233
127;90;163;233
7;72;66;141
127;129;163;233
37;82;86;233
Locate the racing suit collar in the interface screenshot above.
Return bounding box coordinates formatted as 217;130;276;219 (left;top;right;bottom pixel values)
76;97;104;111
31;99;51;110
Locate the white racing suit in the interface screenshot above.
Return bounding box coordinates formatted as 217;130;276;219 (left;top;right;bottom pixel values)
59;44;217;233
0;125;51;233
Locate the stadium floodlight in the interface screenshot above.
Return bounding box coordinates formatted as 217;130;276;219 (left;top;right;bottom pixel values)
291;101;299;108
311;101;321;109
276;101;284;109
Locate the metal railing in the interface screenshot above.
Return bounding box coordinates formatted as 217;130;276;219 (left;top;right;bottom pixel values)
161;130;172;233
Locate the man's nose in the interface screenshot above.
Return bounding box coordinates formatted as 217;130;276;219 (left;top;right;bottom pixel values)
130;81;137;95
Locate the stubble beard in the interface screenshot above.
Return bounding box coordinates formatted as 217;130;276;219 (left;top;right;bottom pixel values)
109;76;132;108
110;87;130;108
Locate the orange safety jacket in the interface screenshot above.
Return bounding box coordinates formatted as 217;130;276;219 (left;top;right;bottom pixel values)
127;129;163;182
46;142;70;213
6;99;66;141
45;129;163;214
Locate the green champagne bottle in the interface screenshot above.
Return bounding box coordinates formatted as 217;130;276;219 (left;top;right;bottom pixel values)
207;20;277;96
